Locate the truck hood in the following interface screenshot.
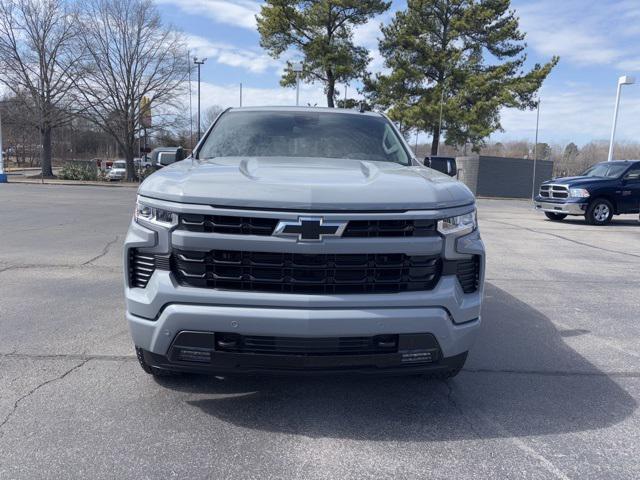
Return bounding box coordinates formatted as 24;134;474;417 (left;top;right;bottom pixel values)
543;176;617;188
138;157;475;211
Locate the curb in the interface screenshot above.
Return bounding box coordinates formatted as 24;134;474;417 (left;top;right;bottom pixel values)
7;178;139;188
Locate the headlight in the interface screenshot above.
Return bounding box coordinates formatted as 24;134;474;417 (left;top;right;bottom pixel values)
134;198;177;227
569;188;590;198
437;210;477;236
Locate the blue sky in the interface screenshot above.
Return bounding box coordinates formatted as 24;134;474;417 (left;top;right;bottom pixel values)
157;0;640;146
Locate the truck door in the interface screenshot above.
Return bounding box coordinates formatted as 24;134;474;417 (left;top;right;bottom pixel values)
618;164;640;213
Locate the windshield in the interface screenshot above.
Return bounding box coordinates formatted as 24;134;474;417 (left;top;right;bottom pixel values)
198;111;410;165
113;161;126;169
581;163;628;178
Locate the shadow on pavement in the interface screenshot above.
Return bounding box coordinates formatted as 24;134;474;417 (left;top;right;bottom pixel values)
547;217;639;227
156;283;636;441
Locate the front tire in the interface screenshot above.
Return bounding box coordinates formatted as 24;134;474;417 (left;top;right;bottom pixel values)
586;199;613;225
545;212;567;221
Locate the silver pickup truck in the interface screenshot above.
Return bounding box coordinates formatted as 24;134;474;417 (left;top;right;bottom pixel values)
124;106;484;378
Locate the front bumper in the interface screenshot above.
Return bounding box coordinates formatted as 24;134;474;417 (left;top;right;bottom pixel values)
124;203;485;374
139;346;469;376
534;198;587;215
128;302;480;366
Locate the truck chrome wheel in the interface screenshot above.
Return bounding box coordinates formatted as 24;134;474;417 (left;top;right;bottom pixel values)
587;199;614;225
594;204;610;222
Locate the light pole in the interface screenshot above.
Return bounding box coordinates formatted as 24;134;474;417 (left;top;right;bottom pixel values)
188;50;193;149
436;83;445;155
608;75;635;162
0;108;5;183
293;62;303;106
531;98;541;200
193;57;207;141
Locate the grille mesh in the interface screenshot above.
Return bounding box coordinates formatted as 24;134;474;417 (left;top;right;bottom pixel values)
178;214;278;235
128;250;155;288
539;185;569;198
456;257;480;293
173;249;442;294
215;334;399;356
177;214;436;238
343;219;436;237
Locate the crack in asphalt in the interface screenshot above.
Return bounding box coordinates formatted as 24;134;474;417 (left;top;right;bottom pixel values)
484;219;640;259
462;367;640;377
441;380;483;439
0;359;90;435
82;235;120;265
0;353;135;361
0;264;120;274
442;381;571;480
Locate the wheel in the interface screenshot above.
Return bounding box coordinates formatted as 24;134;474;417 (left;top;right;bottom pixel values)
135;346;181;377
586;199;613;225
544;212;567;221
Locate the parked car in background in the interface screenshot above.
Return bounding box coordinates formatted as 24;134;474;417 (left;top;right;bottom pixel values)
134;157;153;170
535;160;640;225
107;160;127;181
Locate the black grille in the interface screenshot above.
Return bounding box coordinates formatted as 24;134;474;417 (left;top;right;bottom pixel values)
343;219;436;237
178;214;436;238
173;250;442;294
456;256;480;293
178;214;278;235
128;249;155;288
215;333;399;355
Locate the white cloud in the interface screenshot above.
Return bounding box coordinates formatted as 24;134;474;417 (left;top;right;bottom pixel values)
190;81;329;111
493;83;640;145
616;58;640;72
516;0;640;67
353;11;393;75
186;34;279;74
157;0;260;29
516;2;622;66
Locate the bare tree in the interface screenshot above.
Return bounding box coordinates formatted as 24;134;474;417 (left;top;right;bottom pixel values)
201;105;224;132
75;0;188;180
0;0;81;177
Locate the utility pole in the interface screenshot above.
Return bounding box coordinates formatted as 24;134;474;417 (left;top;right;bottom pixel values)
531;99;541;200
0;108;5;183
188;50;193;150
240;83;243;107
293;62;303;106
436;84;445;155
194;57;207;141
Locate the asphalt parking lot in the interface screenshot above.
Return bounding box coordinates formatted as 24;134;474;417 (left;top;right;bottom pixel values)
1;183;639;479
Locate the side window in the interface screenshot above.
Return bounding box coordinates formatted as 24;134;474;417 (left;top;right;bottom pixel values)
624;165;640;181
381;124;408;164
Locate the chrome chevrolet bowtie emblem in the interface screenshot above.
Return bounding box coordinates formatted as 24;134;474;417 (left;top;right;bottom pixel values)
274;217;346;242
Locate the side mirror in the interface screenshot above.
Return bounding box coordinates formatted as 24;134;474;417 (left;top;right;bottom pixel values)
424;156;457;177
175;147;186;162
157;152;176;167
